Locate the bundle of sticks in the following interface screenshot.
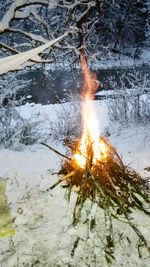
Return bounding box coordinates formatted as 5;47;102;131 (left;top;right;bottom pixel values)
42;138;150;224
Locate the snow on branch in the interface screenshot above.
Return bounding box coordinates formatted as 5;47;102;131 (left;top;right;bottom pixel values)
0;31;68;74
57;0;96;10
11;28;49;44
0;0;50;32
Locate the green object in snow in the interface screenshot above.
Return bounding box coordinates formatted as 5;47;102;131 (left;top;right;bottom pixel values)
0;178;15;237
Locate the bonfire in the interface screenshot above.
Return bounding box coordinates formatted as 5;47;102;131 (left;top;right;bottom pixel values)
42;54;150;259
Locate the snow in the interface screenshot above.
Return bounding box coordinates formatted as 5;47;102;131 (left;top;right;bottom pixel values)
0;32;68;74
0;100;150;266
45;49;150;71
17;100;109;136
90;49;150;70
109;124;150;174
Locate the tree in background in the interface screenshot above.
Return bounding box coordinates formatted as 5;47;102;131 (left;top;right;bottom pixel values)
0;0;149;71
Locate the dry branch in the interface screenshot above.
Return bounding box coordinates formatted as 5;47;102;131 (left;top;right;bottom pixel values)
46;136;150;257
41;142;71;161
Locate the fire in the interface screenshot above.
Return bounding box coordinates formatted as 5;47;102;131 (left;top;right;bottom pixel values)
74;55;107;168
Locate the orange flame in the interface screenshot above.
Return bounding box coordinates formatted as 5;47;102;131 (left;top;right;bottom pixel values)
74;55;107;168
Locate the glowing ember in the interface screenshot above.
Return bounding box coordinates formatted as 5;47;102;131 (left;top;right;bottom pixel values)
74;55;107;168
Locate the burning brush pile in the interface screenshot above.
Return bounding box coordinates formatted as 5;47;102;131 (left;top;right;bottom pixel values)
59;137;150;225
43;55;150;257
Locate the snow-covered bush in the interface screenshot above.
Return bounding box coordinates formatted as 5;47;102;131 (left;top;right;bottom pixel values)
107;70;150;125
48;93;82;142
19;117;45;146
0;73;24;148
0;73;49;149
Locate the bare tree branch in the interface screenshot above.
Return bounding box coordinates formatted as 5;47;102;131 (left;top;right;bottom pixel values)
0;42;20;54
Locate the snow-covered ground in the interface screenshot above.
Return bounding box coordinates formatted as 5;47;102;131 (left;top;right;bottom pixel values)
0;101;150;267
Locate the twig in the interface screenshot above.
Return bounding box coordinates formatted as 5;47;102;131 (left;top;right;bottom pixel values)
71;237;80;257
41;142;71;161
46;179;62;191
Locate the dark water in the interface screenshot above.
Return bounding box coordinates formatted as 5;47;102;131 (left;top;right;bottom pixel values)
18;65;150;105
